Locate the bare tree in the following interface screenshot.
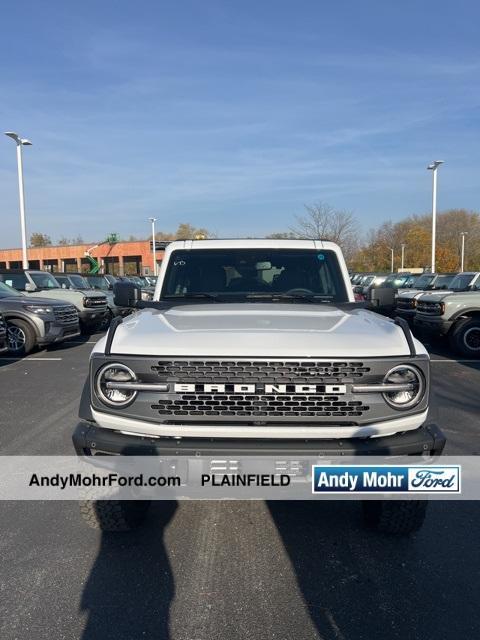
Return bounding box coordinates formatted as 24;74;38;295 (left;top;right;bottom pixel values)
289;202;360;259
30;232;52;247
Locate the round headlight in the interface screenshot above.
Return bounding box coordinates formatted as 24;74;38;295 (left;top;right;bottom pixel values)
96;363;137;407
382;365;425;410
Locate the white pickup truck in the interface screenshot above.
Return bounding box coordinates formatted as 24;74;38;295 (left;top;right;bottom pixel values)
73;239;445;533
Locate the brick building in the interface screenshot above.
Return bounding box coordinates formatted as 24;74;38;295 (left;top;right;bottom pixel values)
0;240;166;275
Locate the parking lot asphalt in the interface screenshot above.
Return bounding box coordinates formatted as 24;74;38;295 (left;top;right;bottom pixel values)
1;336;479;640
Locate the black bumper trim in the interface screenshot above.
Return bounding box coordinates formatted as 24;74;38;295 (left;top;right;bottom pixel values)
73;422;446;457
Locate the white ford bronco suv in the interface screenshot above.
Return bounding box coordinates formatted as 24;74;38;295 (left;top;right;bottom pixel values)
73;240;445;533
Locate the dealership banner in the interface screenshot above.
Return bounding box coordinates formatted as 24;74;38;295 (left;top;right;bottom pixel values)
0;456;478;500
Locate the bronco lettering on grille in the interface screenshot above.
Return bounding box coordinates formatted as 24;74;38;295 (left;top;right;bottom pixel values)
173;383;347;394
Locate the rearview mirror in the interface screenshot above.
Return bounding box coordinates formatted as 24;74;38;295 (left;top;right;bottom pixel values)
113;282;142;308
25;282;36;292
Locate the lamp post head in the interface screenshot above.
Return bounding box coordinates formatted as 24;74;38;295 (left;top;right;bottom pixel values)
460;231;468;237
149;217;156;223
5;132;32;145
427;160;444;170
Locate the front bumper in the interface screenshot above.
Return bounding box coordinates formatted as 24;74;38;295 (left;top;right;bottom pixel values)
79;308;108;325
73;421;445;457
37;321;80;345
414;315;452;336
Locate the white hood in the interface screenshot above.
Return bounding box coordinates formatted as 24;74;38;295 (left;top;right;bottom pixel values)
103;303;421;358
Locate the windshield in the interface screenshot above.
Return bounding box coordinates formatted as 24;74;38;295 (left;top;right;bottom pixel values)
449;273;475;291
86;276;110;290
162;248;349;302
0;281;23;299
382;274;411;288
69;275;90;289
412;275;434;289
433;275;454;289
29;272;61;289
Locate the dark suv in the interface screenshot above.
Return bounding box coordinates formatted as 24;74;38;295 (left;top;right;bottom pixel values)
0;281;79;355
0;270;107;332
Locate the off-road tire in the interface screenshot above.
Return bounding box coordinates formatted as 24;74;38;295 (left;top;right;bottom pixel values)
449;318;480;358
79;499;151;531
362;500;428;535
6;318;36;356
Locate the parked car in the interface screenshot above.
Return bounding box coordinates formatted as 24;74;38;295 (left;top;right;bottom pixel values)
117;276;154;300
414;273;480;356
0;270;107;333
0;281;79;355
394;274;457;324
55;273;132;329
74;238;445;534
83;273;118;292
0;313;7;353
355;274;388;298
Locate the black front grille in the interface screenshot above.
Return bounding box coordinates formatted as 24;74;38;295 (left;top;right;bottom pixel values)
53;305;78;325
150;358;372;422
87;296;107;307
152;393;369;418
152;359;371;384
397;298;415;309
417;301;440;314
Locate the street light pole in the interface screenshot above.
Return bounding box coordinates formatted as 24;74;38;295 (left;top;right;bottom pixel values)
460;232;468;272
389;247;394;273
401;243;406;271
427;160;444;274
5;132;32;269
149;217;157;276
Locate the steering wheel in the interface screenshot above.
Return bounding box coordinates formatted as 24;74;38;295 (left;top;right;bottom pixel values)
285;288;315;296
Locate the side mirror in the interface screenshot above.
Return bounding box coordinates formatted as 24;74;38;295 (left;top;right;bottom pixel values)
25;282;36;292
113;281;142;307
367;287;396;313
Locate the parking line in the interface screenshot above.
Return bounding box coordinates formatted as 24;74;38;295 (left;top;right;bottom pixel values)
430;359;480;363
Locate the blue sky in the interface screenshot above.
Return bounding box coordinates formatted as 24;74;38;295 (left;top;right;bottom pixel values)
1;1;480;247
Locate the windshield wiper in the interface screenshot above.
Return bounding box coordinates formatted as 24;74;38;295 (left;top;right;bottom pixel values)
163;293;223;301
244;293;334;303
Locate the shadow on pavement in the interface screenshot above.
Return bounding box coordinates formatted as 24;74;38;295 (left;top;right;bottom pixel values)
80;501;177;640
267;500;480;640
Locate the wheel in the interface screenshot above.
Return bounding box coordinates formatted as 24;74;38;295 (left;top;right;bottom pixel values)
362;500;428;535
6;318;36;356
449;318;480;358
79;499;151;531
98;308;113;331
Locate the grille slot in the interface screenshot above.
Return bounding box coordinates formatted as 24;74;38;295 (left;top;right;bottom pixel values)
53;305;78;325
152;393;370;418
152;360;371;384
